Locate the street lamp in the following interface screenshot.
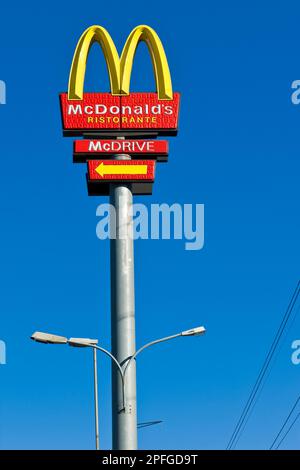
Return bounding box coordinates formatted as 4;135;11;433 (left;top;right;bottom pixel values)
31;325;206;449
122;326;206;394
31;332;68;344
181;326;206;336
31;332;100;450
68;337;100;450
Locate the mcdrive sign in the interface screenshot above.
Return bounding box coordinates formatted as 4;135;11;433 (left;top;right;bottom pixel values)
60;25;180;135
73;140;169;163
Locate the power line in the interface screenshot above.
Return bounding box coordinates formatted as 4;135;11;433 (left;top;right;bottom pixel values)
233;305;300;448
228;281;300;449
274;412;300;450
227;281;300;449
270;396;300;449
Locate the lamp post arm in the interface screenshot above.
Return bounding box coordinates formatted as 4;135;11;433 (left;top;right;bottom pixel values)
123;333;182;379
91;344;126;411
92;344;124;380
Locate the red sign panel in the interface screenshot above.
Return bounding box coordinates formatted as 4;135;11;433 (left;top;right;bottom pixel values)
60;92;180;136
74;139;168;162
88;160;155;182
120;93;180;130
60;93;120;131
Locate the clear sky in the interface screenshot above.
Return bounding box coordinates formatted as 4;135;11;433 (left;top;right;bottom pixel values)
0;0;300;450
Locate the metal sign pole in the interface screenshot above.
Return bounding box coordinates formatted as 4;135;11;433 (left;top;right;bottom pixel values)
110;141;138;450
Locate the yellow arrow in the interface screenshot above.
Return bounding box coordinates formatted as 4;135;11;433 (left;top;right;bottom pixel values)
95;162;148;177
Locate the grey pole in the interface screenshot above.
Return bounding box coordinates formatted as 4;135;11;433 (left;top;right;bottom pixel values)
110;139;138;450
93;347;100;450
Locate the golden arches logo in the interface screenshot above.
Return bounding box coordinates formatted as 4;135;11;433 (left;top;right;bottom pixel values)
68;25;173;101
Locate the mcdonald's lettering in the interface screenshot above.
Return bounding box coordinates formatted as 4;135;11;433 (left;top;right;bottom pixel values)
60;25;180;136
60;93;180;134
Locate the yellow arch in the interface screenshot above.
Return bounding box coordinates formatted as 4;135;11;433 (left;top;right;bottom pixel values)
68;25;121;100
120;25;173;100
68;25;173;100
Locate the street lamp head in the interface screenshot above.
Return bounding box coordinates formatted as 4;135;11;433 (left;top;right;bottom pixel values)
31;331;68;344
68;338;99;348
181;326;206;337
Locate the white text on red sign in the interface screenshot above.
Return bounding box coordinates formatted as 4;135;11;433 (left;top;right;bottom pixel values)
74;139;168;155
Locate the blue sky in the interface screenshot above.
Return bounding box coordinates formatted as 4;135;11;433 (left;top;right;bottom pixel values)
0;0;300;450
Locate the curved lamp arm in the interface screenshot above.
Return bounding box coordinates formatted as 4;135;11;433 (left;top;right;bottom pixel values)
123;333;181;380
92;344;124;380
91;344;125;411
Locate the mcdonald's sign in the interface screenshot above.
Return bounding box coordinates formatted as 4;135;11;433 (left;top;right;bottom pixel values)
60;25;180;136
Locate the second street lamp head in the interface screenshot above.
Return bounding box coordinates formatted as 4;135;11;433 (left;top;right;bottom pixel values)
31;331;68;344
68;338;99;348
181;326;206;337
